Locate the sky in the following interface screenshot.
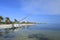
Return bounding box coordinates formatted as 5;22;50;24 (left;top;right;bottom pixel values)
0;0;60;23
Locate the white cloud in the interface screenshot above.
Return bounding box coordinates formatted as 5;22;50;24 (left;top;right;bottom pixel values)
20;0;60;15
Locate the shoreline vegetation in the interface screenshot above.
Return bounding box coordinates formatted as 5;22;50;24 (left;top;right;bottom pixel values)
0;16;46;25
0;16;46;29
0;16;37;24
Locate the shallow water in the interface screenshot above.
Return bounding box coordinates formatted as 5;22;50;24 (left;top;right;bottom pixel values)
0;24;60;40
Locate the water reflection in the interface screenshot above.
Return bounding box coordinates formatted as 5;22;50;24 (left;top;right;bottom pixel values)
22;25;30;29
1;29;13;40
0;28;17;40
0;24;58;40
0;25;31;40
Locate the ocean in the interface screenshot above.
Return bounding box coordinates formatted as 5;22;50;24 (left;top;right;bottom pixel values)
0;23;60;40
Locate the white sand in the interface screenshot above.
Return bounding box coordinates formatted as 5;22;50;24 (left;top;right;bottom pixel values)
0;24;35;29
0;24;12;29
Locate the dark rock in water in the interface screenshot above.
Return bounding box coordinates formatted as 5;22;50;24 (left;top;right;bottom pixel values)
3;36;9;38
28;34;50;40
28;34;35;38
28;34;44;38
0;32;2;36
3;35;14;38
39;37;49;40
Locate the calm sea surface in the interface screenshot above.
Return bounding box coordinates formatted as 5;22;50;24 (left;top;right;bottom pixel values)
0;23;60;40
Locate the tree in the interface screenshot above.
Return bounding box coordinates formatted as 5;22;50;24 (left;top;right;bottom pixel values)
21;21;26;24
14;19;19;23
14;19;17;22
5;17;11;24
0;16;4;24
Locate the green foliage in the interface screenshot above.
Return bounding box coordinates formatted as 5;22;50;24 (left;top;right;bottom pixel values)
0;16;37;24
0;16;3;22
5;17;11;24
20;21;36;24
0;16;13;24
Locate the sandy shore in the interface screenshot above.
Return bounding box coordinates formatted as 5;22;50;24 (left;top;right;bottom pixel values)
0;24;12;29
0;24;35;29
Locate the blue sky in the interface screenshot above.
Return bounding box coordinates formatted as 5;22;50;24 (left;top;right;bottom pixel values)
0;0;60;23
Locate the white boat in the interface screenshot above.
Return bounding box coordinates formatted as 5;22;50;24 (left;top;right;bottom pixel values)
13;24;20;27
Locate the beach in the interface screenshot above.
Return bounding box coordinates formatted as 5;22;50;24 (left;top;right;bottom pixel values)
0;24;12;29
0;24;35;29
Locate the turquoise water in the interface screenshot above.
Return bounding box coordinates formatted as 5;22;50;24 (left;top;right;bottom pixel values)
0;24;60;40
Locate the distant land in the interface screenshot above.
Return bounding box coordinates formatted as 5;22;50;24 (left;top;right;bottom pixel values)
19;21;47;24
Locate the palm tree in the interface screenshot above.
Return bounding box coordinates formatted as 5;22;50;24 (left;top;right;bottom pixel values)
14;19;19;23
14;19;17;22
5;17;11;24
0;16;3;24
